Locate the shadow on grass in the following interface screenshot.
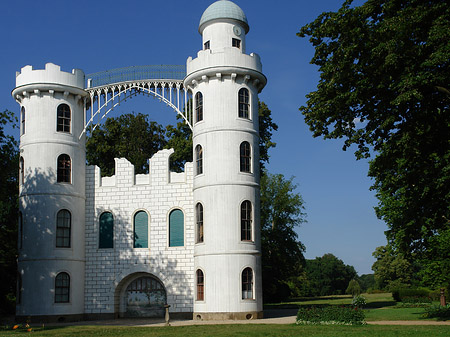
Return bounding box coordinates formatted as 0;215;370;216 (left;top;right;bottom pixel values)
365;301;397;309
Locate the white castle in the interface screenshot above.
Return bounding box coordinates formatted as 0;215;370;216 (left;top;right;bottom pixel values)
12;0;266;322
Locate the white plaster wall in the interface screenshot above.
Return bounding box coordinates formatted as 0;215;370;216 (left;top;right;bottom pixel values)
15;64;87;317
84;150;195;315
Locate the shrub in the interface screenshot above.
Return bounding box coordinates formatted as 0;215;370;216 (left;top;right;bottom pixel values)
346;279;361;296
423;304;450;320
352;295;367;308
428;288;449;301
392;288;429;302
296;306;365;325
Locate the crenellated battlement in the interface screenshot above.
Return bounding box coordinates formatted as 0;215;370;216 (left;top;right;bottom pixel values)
15;63;85;88
87;149;193;188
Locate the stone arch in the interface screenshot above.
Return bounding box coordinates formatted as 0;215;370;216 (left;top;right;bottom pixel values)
114;272;167;318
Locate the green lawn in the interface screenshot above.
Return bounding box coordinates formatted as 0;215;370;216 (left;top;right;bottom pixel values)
265;292;441;321
1;324;450;337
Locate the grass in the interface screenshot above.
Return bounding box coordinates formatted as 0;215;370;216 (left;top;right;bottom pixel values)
265;292;443;321
1;324;450;337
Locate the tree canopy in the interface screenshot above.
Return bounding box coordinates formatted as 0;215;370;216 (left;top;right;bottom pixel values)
0;110;18;314
298;0;450;257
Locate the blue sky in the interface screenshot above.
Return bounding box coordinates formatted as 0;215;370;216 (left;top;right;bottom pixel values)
0;0;386;275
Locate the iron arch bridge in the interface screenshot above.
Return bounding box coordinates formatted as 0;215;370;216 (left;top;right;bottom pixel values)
81;65;192;139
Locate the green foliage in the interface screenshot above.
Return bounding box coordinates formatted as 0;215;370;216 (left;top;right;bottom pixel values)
0;110;19;314
358;274;375;292
258;101;278;172
298;0;450;256
260;171;306;302
296;306;365;325
303;254;357;296
86;113;168;176
371;245;413;291
351;295;366;308
346;279;361;296
392;288;429;302
423;304;450;320
165;116;192;172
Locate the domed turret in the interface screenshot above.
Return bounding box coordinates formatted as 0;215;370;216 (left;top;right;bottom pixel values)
199;0;249;34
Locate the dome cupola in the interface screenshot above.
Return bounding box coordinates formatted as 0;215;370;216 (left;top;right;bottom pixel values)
199;0;249;34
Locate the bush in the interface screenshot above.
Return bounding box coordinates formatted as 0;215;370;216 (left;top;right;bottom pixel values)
423;304;450;320
392;288;429;302
428;288;449;301
296;306;365;325
352;295;367;308
346;279;361;296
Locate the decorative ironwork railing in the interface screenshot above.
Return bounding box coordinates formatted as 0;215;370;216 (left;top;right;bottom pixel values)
86;65;186;88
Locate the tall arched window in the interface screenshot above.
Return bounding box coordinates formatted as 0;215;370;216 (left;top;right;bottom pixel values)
169;209;184;247
19;157;24;186
195;92;203;122
134;211;148;248
196;203;204;243
57;104;71;133
57;154;71;183
242;267;253;299
18;212;23;249
55;272;70;303
240;141;251;173
241;200;252;241
56;210;71;248
99;212;114;249
196;269;204;301
238;88;249;119
195;145;203;175
21;106;25;135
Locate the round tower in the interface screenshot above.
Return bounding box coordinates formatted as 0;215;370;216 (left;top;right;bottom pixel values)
185;0;267;320
12;63;87;321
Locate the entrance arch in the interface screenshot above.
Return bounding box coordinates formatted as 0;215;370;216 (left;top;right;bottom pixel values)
116;273;167;318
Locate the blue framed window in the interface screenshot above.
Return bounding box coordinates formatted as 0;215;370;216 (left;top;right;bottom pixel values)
99;212;114;248
169;209;184;247
134;211;148;248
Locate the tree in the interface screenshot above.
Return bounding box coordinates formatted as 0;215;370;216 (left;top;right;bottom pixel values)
260;171;306;301
304;254;357;296
371;245;413;291
0;110;19;314
298;0;450;255
346;279;361;296
258;101;278;172
165;116;192;172
86;113;167;175
358;274;376;292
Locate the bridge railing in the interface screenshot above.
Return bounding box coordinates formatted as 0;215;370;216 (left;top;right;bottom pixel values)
86;65;186;88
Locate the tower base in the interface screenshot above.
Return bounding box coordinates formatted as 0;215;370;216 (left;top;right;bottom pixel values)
193;311;263;321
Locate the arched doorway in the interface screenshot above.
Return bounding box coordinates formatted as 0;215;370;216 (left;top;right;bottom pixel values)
123;275;167;318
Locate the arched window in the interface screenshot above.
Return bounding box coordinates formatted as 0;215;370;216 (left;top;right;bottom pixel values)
18;212;23;249
19;157;24;186
99;212;114;249
238;88;249;119
21;106;25;135
195;92;203;122
196;203;204;243
169;209;184;247
56;210;71;248
240;141;251;173
134;211;148;248
241;200;252;241
55;272;70;303
195;145;203;175
57;104;71;133
196;269;204;301
242;267;253;299
57;154;71;183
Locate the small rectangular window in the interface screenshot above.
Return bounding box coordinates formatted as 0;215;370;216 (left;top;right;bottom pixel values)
232;38;241;49
204;40;210;50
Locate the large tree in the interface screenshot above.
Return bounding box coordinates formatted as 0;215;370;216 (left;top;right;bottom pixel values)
0;110;19;314
260;172;306;301
298;0;450;255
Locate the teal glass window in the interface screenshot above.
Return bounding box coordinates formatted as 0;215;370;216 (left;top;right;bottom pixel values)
169;209;184;247
134;211;148;248
99;212;114;248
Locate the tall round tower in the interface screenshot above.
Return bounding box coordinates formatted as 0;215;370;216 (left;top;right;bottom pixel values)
12;63;87;321
185;0;267;320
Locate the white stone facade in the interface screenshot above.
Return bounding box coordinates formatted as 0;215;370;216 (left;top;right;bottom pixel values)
12;0;266;322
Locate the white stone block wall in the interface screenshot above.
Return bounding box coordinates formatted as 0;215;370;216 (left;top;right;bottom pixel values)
85;149;194;315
